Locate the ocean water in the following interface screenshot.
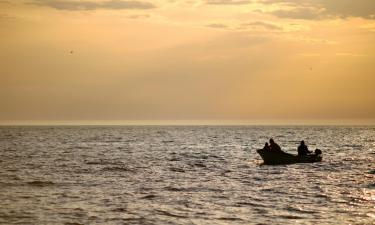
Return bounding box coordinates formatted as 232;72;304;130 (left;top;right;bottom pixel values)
0;126;374;225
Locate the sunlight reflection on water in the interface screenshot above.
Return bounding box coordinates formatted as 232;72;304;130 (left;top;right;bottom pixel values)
0;126;374;224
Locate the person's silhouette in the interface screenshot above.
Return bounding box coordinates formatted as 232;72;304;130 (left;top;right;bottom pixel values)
263;142;270;150
269;138;282;152
298;140;311;156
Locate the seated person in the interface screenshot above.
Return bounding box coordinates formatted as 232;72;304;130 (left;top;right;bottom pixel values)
269;138;282;152
298;140;311;156
263;142;270;150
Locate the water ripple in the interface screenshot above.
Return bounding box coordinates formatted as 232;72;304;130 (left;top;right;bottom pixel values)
0;125;374;224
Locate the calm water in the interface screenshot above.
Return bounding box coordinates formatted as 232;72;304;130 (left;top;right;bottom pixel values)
0;126;374;225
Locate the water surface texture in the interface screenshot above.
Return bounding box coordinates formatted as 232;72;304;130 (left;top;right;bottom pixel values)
0;126;374;224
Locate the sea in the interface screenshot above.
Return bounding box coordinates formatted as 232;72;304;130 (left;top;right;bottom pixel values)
0;126;374;225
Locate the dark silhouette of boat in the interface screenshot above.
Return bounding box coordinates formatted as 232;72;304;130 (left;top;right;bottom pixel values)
257;149;322;165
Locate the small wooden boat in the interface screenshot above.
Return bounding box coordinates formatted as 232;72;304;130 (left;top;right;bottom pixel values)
256;149;322;165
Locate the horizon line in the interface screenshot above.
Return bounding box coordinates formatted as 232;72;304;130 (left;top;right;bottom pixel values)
1;119;375;126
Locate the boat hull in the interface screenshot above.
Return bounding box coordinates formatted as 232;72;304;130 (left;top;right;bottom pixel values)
256;149;322;165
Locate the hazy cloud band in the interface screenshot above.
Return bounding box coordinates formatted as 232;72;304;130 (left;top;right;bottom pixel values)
29;0;156;10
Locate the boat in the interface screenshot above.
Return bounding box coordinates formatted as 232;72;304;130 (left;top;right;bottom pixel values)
256;149;322;165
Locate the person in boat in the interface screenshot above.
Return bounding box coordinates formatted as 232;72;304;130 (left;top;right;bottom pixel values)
269;138;282;152
263;142;270;150
298;140;311;156
315;149;322;155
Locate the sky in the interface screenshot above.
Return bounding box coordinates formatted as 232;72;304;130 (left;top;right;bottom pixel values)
0;0;374;124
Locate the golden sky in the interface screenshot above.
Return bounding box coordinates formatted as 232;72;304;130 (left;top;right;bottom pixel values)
0;0;374;124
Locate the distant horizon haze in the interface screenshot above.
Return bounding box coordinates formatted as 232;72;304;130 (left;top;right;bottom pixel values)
1;119;375;126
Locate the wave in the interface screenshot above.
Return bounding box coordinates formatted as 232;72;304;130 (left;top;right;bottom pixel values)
111;208;128;212
102;166;135;172
140;194;158;200
285;206;318;214
278;214;305;219
154;209;188;219
236;201;267;208
169;167;185;173
217;217;243;221
164;186;223;193
26;181;55;187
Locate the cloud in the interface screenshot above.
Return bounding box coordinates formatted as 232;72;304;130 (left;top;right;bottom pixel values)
259;0;375;20
127;14;150;19
206;23;228;28
205;0;251;5
241;21;283;30
321;0;375;19
29;0;156;10
270;7;324;20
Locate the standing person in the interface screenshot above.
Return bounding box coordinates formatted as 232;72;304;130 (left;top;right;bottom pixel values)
298;140;311;156
269;138;282;152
